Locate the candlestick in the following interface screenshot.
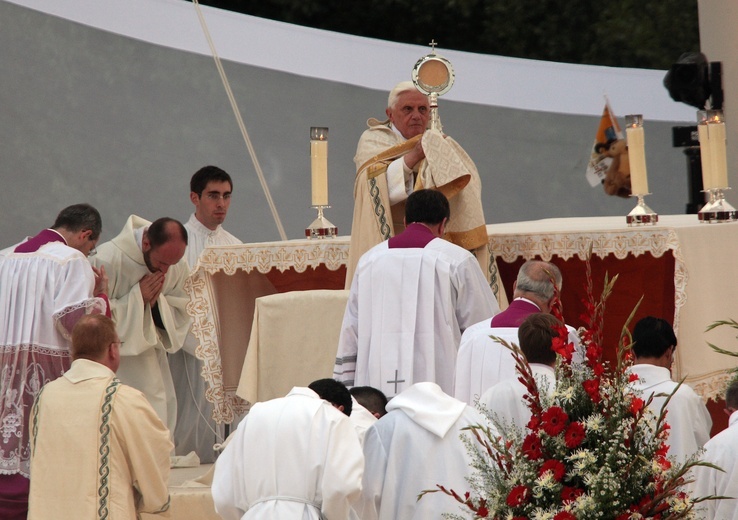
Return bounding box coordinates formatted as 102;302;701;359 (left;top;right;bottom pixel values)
310;127;329;206
625;114;649;195
697;110;713;191
706;110;728;189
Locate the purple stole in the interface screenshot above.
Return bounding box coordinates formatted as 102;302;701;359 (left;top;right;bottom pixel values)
14;229;65;253
388;223;436;249
490;298;540;327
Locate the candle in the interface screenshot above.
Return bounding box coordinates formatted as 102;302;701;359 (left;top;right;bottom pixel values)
707;111;728;189
697;111;713;190
310;127;329;206
626;115;649;195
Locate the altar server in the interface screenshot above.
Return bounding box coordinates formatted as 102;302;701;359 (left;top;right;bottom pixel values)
0;203;108;519
356;382;489;520
28;314;172;520
212;379;363;520
335;189;499;398
171;165;242;463
92;216;190;434
628;316;711;465
693;380;738;520
479;313;559;430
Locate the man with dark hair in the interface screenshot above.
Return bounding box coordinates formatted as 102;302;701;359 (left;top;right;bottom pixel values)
350;386;388;419
308;378;353;415
172;165;242;463
694;379;738;520
0;203;109;518
92;215;190;435
28;315;172;520
335;189;499;398
628;316;711;466
212;379;363;520
479;313;559;429
349;386;388;446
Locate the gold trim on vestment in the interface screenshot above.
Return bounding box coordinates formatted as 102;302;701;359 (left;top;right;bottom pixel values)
358;135;423;179
444;224;489;251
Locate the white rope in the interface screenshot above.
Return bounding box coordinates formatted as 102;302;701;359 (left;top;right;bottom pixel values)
192;0;288;241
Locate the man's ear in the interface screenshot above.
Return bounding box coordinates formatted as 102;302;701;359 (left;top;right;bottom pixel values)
190;191;199;205
385;107;393;121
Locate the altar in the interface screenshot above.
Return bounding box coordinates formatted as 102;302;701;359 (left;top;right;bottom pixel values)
185;238;349;423
185;215;738;430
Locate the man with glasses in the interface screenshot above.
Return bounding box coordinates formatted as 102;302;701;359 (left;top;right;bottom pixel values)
92;216;190;437
171;165;242;463
28;314;172;520
0;203;109;519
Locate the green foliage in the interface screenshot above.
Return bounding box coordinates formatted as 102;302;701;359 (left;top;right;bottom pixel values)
192;0;699;69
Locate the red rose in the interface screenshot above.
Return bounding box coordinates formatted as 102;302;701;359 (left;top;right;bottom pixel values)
539;459;566;481
522;433;543;460
541;406;569;436
629;397;645;415
582;379;601;403
586;344;602;362
527;415;541;431
561;486;584;504
592;362;605;377
506;485;531;507
554;512;576;520
628;372;640;383
564;421;586;448
475;505;489;517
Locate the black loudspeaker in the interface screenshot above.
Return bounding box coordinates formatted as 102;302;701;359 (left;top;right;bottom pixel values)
663;52;711;109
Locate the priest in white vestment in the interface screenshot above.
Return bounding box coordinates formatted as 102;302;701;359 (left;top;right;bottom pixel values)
693;380;738;520
0;204;108;519
479;313;559;430
346;81;506;306
627;317;711;466
170;166;242;463
212;379;363;520
28;314;172;520
92;215;191;434
356;382;491;520
335;190;499;399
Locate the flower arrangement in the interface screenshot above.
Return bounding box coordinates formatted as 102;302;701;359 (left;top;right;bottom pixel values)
423;261;719;519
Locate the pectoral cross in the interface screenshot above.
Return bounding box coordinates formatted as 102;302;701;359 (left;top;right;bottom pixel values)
429;39;438;53
387;370;405;395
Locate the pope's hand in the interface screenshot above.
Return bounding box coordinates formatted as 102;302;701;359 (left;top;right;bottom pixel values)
404;139;426;170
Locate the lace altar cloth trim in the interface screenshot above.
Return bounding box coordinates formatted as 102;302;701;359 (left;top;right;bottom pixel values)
488;226;687;335
192;239;350;276
184;239;349;423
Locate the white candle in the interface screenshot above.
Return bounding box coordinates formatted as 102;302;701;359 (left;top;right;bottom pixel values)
626;121;649;195
310;128;328;206
698;121;713;190
708;121;728;189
